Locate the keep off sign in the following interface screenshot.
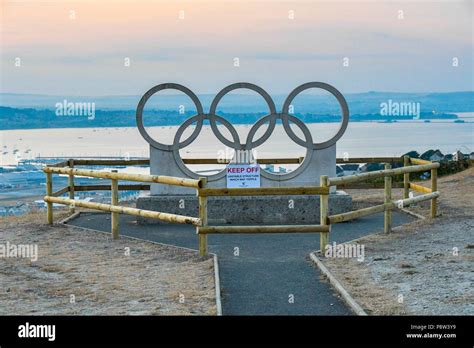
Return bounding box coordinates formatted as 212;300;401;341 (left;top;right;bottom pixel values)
226;164;260;188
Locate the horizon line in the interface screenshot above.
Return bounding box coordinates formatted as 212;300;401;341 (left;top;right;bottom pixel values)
2;90;474;98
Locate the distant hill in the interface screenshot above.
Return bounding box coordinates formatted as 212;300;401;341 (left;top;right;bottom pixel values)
1;91;473;113
0;106;459;131
0;91;472;130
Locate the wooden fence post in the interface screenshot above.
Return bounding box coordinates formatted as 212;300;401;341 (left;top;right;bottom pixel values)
403;155;410;199
320;175;330;253
68;159;75;213
431;167;437;218
111;170;119;239
46;172;53;224
198;177;208;256
384;163;392;233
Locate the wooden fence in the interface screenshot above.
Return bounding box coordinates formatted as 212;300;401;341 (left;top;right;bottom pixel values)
43;164;204;241
43;156;438;256
196;184;331;256
326;157;439;233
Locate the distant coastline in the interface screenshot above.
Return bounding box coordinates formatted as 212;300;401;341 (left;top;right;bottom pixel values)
0;106;469;131
1;90;473;131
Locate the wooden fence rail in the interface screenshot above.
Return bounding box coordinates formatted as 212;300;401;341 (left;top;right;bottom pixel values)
44;196;201;226
409;182;432;194
328;203;390;224
327;162;440;186
44;167;202;189
399;191;440;207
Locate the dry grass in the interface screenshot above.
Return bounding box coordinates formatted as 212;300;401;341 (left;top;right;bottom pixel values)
317;167;474;315
0;211;216;315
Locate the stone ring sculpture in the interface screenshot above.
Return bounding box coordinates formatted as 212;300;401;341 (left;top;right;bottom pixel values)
136;82;349;181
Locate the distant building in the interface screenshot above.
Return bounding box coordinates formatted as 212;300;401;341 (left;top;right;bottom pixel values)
453;151;464;161
340;164;361;176
358;163;369;173
444;154;453;161
366;162;385;172
470;152;474;160
420;149;444;162
403;151;420;158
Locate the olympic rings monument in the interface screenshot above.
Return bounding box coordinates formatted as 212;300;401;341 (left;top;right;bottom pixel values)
136;82;352;225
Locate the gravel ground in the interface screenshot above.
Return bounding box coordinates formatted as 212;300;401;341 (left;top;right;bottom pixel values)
316;167;474;315
0;212;216;315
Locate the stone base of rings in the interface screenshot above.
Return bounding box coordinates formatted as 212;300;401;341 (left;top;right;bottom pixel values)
136;191;352;225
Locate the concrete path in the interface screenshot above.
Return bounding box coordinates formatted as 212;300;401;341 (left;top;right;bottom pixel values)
68;211;414;315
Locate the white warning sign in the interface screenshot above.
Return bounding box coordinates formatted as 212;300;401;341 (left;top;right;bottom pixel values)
226;164;261;188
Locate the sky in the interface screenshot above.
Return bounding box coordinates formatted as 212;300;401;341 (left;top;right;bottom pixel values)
1;0;473;96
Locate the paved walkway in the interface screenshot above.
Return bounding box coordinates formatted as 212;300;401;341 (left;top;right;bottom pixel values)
68;211;414;315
